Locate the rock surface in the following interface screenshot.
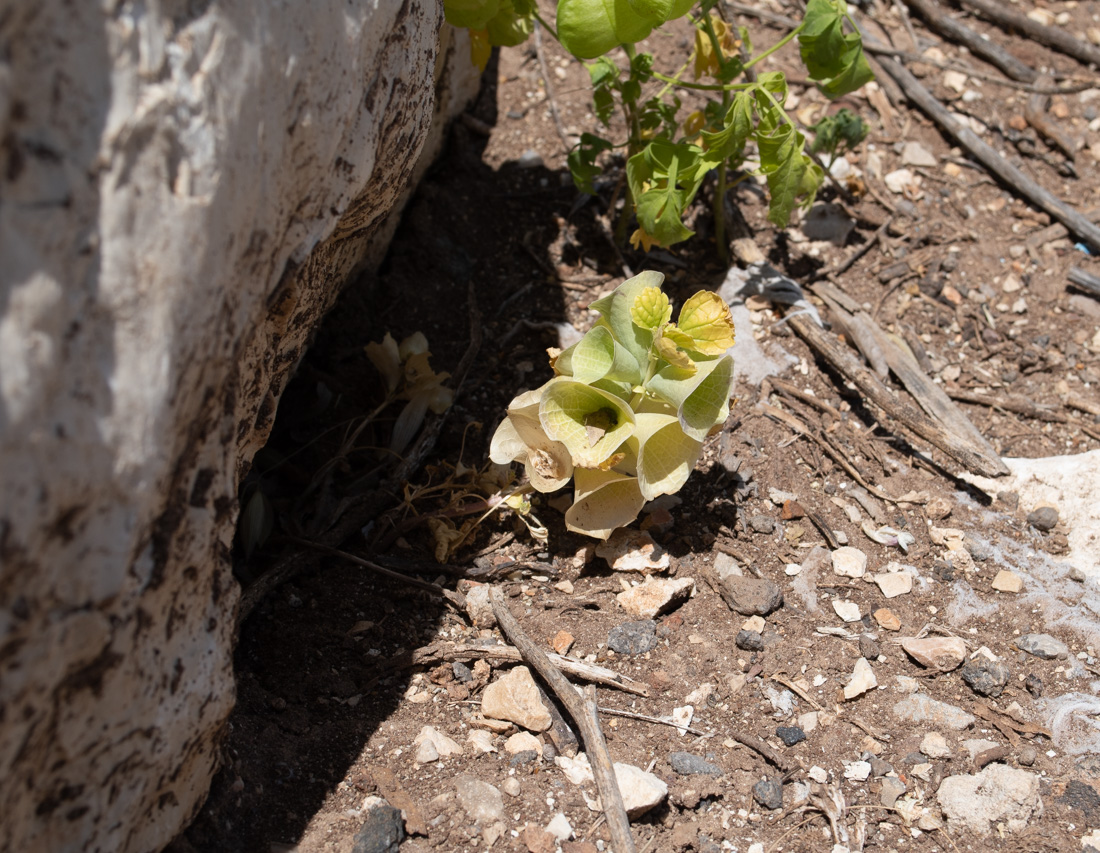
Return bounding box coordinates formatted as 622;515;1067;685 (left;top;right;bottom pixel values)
617;576;695;619
607;620;659;655
716;575;783;616
0;3;478;850
482;666;553;732
455;776;505;825
353;797;406;853
893;694;976;730
900;637;967;671
937;765;1043;834
614;763;668;818
1017;633;1069;659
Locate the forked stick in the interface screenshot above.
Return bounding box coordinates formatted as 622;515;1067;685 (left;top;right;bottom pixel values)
489;587;636;853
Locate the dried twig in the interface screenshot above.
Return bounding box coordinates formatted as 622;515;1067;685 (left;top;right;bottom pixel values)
757;401;902;502
904;0;1037;82
783;312;1010;477
409;641;650;696
489;587;637;853
948;389;1068;423
1025;78;1078;162
863;36;1100;252
596;706;714;737
956;0;1100;68
1068;266;1100;299
287;537;466;608
533;22;573;154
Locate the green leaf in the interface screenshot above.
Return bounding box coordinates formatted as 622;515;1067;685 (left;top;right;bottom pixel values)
756;122;811;227
798;0;873;98
809;108;869;159
627;141;706;249
570;326;643;385
485;0;534;46
557;0;655;59
654;333;696;371
677;290;736;354
568;133;613;194
589;271;666;368
630;286;672;330
699;91;753;170
646;354;734;440
565;468;646;539
539;378;637;468
444;0;502;31
629;412;705;500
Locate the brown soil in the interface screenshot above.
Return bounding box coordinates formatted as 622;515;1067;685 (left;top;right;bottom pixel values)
180;3;1100;852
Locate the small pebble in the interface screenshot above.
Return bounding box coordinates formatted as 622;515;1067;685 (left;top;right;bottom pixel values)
992;570;1023;593
1025;674;1043;697
808;765;828;783
859;634;881;660
1026;506;1059;531
921;732;951;759
607;620;659;655
517;149;544;169
874;609;902;631
870;757;894;777
1016;633;1069;660
752;778;784;810
669;752;723;776
502;778;522;797
735;630;765;651
1018;746;1037;767
750;514;776;534
776;726;806;747
960;658;1011;697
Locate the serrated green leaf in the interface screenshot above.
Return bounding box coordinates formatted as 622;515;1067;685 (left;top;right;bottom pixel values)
646;354;734;440
589;271;666;368
630;287;672;330
565;468;646;539
699;91;753;171
570;326;643;385
627;141;706;249
756;122;809;227
539;378;636;468
677;290;736;354
557;0;655;59
629;413;705;500
818;47;873;98
798;0;873;97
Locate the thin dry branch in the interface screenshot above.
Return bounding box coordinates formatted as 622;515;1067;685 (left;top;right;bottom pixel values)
956;0;1100;68
783;312;1010;477
489;587;637;853
410;641;650;696
904;0;1037;82
863;37;1100;252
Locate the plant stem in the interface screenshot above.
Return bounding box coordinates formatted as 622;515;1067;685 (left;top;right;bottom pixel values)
743;25;802;70
701;11;732;264
715;161;728;262
651;72;752;91
532;10;559;42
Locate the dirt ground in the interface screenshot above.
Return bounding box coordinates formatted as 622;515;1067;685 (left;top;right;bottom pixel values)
180;2;1100;851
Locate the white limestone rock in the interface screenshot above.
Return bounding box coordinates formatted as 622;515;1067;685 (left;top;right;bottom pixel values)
0;4;479;850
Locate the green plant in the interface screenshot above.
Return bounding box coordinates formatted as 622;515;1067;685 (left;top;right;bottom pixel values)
489;271;735;538
444;0;872;253
808;107;869;170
